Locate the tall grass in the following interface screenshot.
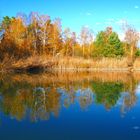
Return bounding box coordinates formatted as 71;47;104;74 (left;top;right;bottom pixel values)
1;55;140;73
55;57;128;71
134;58;140;70
10;56;129;72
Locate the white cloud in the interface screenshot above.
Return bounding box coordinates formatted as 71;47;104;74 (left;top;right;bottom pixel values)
84;25;89;28
80;12;93;16
115;19;126;25
134;5;139;9
86;12;92;16
95;22;102;25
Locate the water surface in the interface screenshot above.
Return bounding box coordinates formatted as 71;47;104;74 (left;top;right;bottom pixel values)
0;72;140;140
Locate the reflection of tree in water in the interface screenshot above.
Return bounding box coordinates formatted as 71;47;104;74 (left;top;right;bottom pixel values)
0;81;32;121
0;81;61;122
0;73;139;121
120;74;138;115
31;87;49;121
91;81;124;109
31;87;61;122
58;87;93;109
77;88;93;109
61;82;77;107
58;86;76;108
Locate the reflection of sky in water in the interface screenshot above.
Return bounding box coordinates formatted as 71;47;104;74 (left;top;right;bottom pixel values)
135;83;140;96
134;83;140;108
0;74;140;140
117;92;129;106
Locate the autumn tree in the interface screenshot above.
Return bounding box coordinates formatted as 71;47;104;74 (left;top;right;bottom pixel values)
80;27;93;58
0;17;30;60
0;28;3;44
63;28;77;56
27;12;42;54
38;15;51;54
0;16;15;48
124;24;140;63
7;18;27;53
51;18;63;57
1;16;15;31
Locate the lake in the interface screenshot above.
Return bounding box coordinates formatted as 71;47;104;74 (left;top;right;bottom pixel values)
0;72;140;140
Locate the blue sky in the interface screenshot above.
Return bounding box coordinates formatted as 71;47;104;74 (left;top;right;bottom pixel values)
0;0;140;36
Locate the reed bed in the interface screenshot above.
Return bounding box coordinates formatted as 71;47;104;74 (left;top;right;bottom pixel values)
55;57;128;71
1;56;140;73
134;58;140;71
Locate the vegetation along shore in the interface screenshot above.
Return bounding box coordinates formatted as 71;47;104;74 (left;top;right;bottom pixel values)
0;12;140;73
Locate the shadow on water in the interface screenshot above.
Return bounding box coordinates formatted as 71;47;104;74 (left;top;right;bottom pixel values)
0;72;139;122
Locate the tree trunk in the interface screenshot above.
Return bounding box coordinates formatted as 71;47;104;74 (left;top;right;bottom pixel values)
83;45;85;58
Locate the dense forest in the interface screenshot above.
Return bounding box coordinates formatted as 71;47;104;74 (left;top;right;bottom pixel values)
0;12;140;72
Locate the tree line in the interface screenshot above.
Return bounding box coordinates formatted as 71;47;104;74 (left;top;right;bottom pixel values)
0;12;140;62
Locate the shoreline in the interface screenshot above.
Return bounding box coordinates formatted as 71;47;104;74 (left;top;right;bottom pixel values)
1;56;140;73
3;67;140;74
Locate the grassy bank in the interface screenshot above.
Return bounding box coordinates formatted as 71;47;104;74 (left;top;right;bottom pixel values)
0;55;139;73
